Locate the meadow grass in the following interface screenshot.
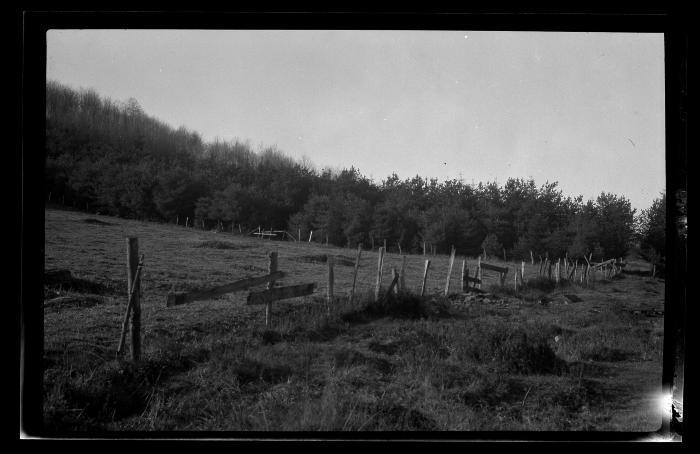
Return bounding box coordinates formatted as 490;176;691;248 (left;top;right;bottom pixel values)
42;207;665;433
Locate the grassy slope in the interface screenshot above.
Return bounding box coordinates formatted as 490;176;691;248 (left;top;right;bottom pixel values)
42;207;665;433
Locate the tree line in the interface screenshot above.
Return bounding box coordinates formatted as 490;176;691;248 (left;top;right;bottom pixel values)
45;81;666;262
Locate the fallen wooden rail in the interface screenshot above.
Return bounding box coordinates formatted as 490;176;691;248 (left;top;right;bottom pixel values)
247;283;316;305
166;271;286;307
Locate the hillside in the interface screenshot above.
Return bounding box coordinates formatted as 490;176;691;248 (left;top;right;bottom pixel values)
43;206;664;433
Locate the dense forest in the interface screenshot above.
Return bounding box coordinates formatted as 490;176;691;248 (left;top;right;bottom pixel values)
45;81;666;262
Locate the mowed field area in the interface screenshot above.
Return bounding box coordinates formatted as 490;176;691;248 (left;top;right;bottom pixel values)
42;207;665;433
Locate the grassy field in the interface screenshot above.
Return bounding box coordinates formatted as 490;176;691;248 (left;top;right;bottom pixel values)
42;207;665;434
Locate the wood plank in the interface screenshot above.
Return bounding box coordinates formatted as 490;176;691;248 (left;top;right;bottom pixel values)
166;271;286;306
479;262;509;274
247;283;316;305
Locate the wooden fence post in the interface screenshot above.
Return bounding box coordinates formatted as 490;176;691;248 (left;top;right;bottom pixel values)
503;248;507;263
374;247;385;301
521;261;525;285
185;216;189;228
308;230;313;243
391;268;399;295
421;260;431;297
461;259;467;292
117;253;144;358
423;242;426;256
476;255;482;289
530;250;534;265
399;255;407;292
266;251;278;327
444;246;456;296
349;244;362;305
126;237;141;361
327;255;334;315
397;242;402;256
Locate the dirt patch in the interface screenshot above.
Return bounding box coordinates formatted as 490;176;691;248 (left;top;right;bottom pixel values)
193;240;251;250
81;218;115;226
43;294;106;311
44;269;121;296
297;254;355;267
333;348;395;375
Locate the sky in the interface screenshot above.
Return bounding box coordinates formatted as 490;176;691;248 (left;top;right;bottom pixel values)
46;30;666;212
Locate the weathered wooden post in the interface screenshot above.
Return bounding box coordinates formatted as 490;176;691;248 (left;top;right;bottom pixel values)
444;246;456;296
266;251;278;327
423;241;426;256
503;248;507;263
397;242;402;255
391;268;399;295
374;246;385;301
308;230;313;243
349;244;362;305
530;250;534;265
399;254;407;292
521;260;525;285
476;255;482;289
461;259;467;292
327;255;334;315
126;237;141;361
117;252;144;358
298;228;301;242
185;216;189;228
420;259;431;297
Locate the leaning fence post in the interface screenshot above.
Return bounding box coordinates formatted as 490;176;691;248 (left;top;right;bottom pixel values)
265;251;278;327
421;259;431;297
349;244;362;305
444;246;456;296
374;247;385;301
327;255;334;315
399;255;407;292
126;237;141;361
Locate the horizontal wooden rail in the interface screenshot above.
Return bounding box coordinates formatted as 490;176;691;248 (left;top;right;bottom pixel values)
247;283;316;305
166;271;286;307
479;262;509;274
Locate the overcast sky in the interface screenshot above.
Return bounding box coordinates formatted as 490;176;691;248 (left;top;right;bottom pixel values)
46;30;665;212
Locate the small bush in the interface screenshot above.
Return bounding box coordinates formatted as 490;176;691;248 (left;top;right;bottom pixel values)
453;318;567;375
